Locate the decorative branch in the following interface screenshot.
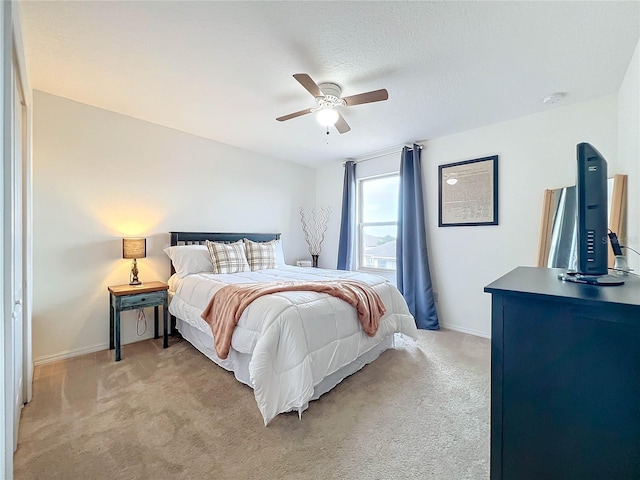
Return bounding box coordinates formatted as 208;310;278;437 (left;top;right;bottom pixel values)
299;206;331;256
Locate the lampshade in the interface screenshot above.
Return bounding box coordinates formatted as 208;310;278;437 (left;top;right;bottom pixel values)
122;238;146;259
316;108;339;127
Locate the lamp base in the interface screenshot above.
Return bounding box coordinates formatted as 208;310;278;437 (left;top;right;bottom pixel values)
614;255;633;276
129;259;141;285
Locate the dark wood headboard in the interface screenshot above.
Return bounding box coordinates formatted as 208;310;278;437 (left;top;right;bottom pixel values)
170;231;280;247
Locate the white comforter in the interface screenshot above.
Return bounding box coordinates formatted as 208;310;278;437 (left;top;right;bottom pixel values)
168;265;418;424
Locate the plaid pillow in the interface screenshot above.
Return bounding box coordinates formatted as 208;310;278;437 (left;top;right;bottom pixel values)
244;239;277;271
205;240;250;274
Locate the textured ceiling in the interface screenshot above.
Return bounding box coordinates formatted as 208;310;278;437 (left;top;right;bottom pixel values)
20;1;640;168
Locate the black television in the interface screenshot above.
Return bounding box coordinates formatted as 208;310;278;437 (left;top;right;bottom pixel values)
577;142;608;275
560;142;623;286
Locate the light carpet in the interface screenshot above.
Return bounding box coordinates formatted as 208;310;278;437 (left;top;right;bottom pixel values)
14;329;490;479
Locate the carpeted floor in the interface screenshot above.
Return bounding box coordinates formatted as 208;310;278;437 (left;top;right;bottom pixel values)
14;329;490;479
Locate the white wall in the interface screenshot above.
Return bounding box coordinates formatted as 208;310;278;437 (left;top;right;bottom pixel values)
317;95;618;337
32;91;316;363
618;38;640;272
315;162;343;269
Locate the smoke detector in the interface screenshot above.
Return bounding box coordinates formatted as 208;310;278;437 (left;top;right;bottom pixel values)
542;92;566;105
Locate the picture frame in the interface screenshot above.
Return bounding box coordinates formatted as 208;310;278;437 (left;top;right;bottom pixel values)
438;155;498;227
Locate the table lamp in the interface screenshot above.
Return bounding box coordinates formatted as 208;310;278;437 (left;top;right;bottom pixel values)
122;237;146;285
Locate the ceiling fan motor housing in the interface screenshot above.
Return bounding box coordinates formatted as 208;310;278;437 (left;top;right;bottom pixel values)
318;82;342;98
315;83;346;109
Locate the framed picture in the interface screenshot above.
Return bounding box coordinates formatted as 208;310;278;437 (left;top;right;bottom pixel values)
438;155;498;227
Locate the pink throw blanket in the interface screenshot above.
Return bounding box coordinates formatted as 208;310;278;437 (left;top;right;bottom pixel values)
201;280;387;359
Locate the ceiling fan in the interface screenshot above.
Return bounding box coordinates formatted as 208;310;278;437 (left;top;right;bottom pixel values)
276;73;389;134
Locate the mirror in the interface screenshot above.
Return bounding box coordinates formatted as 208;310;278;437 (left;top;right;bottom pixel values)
537;174;627;269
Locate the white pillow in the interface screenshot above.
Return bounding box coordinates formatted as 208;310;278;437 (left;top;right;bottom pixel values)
275;239;286;266
164;245;213;277
205;240;251;274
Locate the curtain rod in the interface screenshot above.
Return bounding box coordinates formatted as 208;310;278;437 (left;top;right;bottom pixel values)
343;143;423;166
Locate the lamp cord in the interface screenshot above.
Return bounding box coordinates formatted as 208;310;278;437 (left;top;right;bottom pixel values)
609;267;640;277
621;245;640;257
137;309;147;336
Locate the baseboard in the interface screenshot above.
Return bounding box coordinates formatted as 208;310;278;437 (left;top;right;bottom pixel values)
33;333;160;366
441;323;491;339
34;343;107;366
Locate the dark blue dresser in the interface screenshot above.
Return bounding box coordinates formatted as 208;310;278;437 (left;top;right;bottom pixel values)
485;266;640;479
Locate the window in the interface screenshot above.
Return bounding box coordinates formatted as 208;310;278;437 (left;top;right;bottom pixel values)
357;173;399;271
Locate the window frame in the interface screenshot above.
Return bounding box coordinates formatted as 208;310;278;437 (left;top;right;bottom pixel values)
356;172;399;273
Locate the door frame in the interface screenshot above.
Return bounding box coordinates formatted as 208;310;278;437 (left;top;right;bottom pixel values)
1;2;8;476
2;1;32;477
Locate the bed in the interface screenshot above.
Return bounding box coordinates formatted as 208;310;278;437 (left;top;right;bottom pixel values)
166;231;418;425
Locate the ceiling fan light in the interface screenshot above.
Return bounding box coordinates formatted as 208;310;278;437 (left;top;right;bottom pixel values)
316;108;339;127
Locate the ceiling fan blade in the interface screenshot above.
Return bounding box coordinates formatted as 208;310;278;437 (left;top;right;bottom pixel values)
276;108;312;122
334;113;351;134
293;73;323;97
342;89;389;106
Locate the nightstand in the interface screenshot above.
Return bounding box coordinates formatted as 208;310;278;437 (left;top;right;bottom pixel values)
108;281;169;361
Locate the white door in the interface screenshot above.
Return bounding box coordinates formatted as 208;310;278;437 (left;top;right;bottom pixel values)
0;2;7;474
11;46;24;450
